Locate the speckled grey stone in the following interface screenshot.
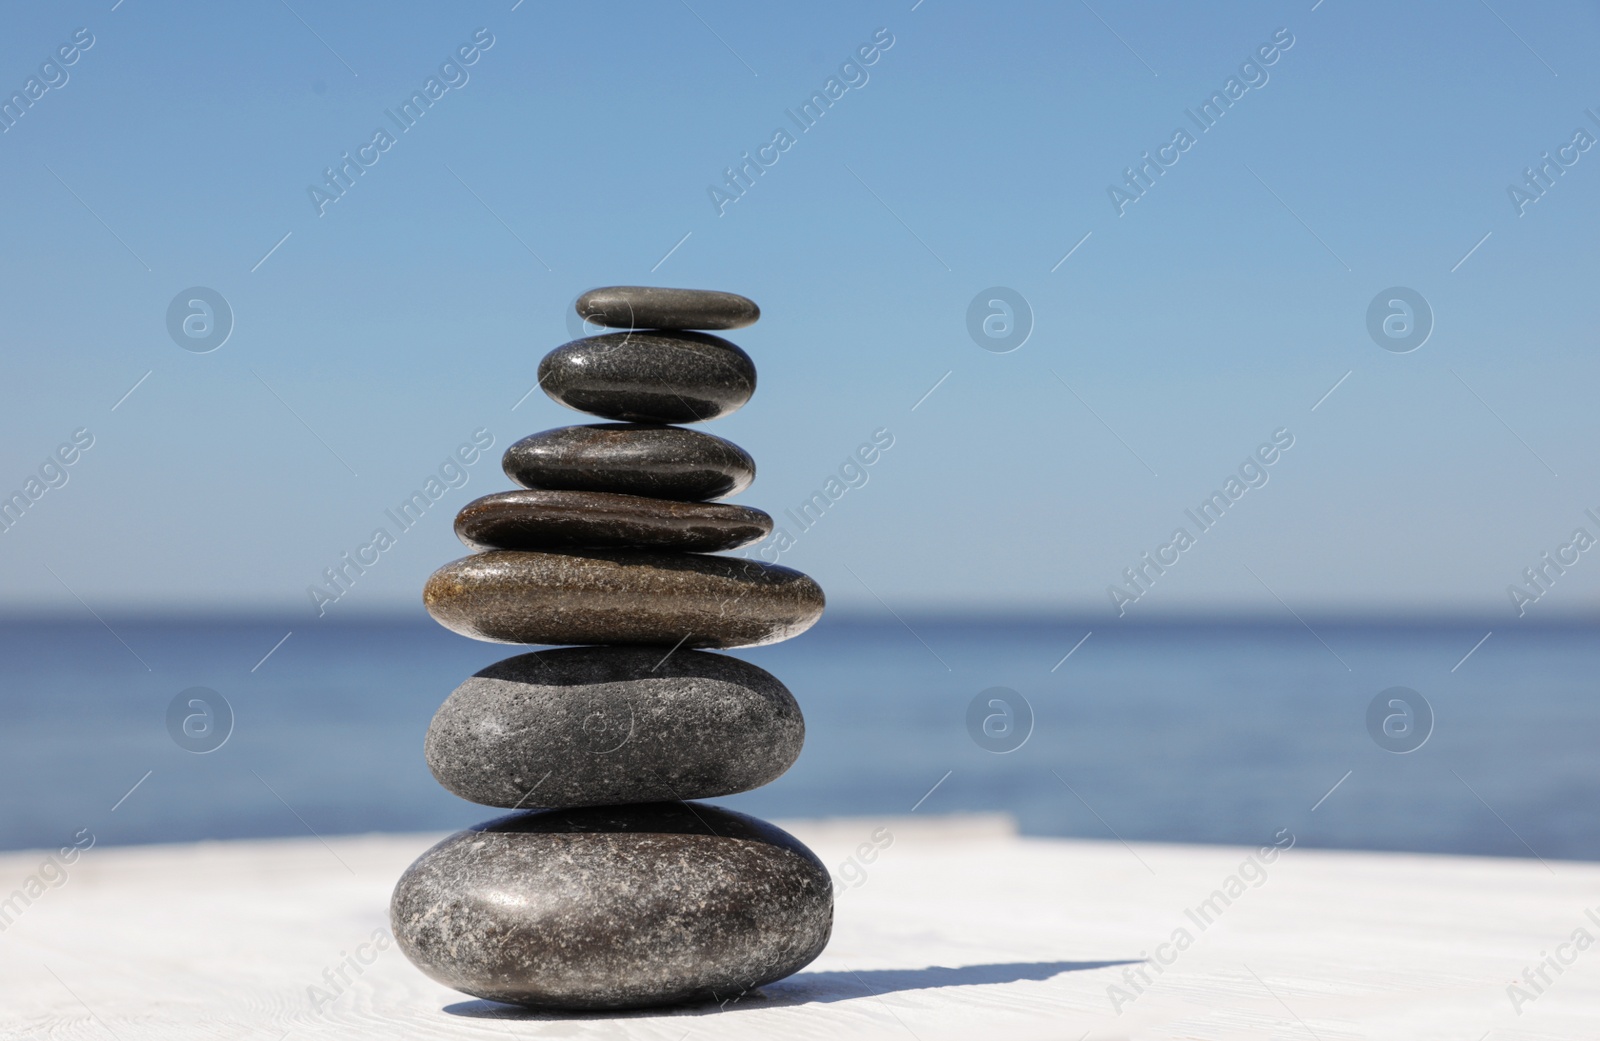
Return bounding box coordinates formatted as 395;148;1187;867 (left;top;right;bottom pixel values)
423;549;825;648
389;802;833;1010
424;647;802;808
539;331;756;423
455;490;771;553
503;424;755;502
576;285;761;332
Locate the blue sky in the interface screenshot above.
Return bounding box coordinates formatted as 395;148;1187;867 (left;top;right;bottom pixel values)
3;0;1599;618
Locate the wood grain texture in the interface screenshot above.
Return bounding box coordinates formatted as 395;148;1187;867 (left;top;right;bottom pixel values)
1;815;1594;1039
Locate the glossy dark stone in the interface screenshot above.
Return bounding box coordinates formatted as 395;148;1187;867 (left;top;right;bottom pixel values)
539;331;756;423
390;803;832;1010
576;285;760;332
455;490;770;553
502;424;754;502
423;549;825;648
425;647;803;808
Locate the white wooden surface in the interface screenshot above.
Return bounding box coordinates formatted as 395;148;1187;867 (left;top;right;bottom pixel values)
1;815;1595;1040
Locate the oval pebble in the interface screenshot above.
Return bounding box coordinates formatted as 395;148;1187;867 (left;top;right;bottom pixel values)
539;331;756;424
502;424;755;502
576;285;760;331
423;549;825;648
455;489;771;553
425;646;803;808
390;802;832;1010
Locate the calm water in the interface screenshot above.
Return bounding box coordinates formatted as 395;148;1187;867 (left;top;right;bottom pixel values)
2;616;1595;861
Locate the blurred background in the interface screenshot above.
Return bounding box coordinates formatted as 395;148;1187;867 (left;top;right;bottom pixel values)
2;0;1597;861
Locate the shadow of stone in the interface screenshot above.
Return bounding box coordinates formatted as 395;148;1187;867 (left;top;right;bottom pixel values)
443;958;1136;1020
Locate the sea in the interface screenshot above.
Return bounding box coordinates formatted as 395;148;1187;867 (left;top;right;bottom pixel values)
3;616;1595;862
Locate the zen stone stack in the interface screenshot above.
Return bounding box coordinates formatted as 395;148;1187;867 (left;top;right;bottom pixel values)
390;286;832;1011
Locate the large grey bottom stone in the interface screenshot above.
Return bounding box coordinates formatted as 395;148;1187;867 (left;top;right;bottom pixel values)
390;803;833;1010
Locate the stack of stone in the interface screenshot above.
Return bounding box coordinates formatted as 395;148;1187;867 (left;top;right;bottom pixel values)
390;286;832;1011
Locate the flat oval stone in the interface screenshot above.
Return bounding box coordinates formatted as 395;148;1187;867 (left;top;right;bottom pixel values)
423;549;824;648
425;647;802;807
502;424;754;502
539;331;756;423
455;490;771;553
577;285;760;331
390;803;832;1010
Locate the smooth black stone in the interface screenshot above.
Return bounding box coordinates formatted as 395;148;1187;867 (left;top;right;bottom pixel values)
455;490;770;553
422;549;825;648
576;285;760;331
390;803;833;1010
424;647;803;808
502;424;754;502
539;331;756;424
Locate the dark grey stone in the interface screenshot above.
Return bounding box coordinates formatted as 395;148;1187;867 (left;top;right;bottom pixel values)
424;647;803;808
389;803;833;1010
577;285;760;331
455;489;771;553
423;549;825;648
539;331;756;424
502;424;755;502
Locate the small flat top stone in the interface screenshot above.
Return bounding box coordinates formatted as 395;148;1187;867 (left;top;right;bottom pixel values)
577;286;760;331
